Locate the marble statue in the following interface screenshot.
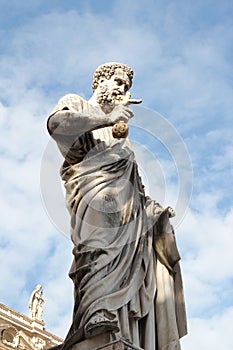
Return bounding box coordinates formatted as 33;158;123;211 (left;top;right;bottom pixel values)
47;62;187;350
29;284;44;321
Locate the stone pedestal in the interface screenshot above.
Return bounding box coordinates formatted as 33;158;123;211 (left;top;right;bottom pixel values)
69;333;143;350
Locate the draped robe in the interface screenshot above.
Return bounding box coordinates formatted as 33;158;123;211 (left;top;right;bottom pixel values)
48;94;187;350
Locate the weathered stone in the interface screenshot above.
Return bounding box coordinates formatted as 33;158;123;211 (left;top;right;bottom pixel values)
47;62;187;350
68;333;143;350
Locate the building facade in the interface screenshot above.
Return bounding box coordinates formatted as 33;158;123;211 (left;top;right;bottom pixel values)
0;300;62;350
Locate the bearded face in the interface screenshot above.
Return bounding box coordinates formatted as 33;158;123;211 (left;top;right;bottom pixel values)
96;85;122;105
95;68;130;107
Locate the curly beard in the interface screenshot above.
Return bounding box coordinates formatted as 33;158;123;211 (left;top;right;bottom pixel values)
96;87;122;106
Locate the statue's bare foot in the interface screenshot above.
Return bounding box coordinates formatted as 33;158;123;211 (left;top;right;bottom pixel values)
84;310;119;338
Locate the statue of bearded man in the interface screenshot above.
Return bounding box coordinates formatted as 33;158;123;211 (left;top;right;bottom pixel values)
47;62;187;350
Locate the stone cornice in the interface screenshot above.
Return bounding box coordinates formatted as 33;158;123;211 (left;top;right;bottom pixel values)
0;303;63;345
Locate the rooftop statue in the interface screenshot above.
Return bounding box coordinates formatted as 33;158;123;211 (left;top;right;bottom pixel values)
29;284;44;321
47;62;187;350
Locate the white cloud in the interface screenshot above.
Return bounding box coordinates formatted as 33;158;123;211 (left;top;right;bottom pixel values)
177;205;233;324
181;307;233;350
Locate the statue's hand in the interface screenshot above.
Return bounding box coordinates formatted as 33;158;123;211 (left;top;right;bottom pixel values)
108;104;134;124
108;104;134;138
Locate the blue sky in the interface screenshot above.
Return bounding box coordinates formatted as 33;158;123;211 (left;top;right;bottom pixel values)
0;1;233;349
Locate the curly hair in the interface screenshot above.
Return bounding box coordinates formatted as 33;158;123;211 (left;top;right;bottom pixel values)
92;62;134;91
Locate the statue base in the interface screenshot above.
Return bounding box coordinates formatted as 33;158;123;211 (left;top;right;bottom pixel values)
58;332;143;350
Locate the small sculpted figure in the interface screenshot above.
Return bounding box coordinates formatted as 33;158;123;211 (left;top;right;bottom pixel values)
47;62;187;350
29;284;44;321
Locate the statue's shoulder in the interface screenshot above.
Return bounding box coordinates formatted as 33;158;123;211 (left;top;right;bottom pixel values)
51;94;87;115
58;93;86;106
57;93;87;110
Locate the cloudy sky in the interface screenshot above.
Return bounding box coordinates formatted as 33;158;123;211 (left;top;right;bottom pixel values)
0;0;233;349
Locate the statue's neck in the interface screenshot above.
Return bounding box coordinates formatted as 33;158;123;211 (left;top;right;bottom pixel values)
88;94;115;114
